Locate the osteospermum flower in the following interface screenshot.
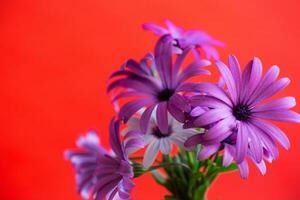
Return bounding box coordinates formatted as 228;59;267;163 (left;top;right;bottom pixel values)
142;19;224;59
107;35;211;134
124;113;197;168
185;55;300;178
65;118;141;200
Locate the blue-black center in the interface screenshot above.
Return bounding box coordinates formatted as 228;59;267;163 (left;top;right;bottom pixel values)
157;88;174;102
233;104;251;121
152;126;172;138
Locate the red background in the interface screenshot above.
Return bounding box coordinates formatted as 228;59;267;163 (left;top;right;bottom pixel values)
1;0;300;199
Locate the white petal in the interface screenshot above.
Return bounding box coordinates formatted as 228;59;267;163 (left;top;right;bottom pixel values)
143;141;160;168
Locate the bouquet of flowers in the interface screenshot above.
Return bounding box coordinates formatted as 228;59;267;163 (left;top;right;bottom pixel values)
65;20;300;200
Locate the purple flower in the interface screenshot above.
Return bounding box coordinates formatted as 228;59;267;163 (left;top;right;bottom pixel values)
107;35;211;134
185;55;300;178
142;19;224;59
65;118;139;200
123;112;196;168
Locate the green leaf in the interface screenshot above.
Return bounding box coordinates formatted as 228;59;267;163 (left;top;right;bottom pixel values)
132;162;146;178
151;170;166;186
193;184;208;200
220;162;238;172
164;195;177;200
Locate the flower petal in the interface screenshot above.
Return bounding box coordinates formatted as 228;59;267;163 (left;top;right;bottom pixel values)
197;144;220;160
235;122;249;164
156;102;169;134
216;60;237;102
253;96;296;112
252;110;300;123
250;119;291;150
140;105;156;133
223;144;235;167
143;140;160;168
238;160;249;179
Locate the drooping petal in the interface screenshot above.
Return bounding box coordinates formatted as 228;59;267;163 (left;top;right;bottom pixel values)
238;160;249;179
109;119;125;159
248;127;263;163
253;159;267;176
197;144;221;160
119;99;153;122
169;93;191;113
156;102;169;134
235;122;249;164
140;105;156;133
184;133;203;148
223;144;235;167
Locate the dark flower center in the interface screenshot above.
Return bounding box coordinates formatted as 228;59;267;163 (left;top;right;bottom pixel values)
157;88;174;102
233;104;251;121
173;39;184;50
152;126;172;138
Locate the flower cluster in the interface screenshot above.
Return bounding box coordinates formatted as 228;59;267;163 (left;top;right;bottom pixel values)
65;20;300;199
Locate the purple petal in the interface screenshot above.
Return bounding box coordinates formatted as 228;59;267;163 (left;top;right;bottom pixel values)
140;105;156;133
216;60;237;102
169;94;191;113
241;57;262;103
94;174;121;200
197;144;220;160
223;144;234;167
190;106;206;117
154;35;173;88
142;23;168;36
184;134;202;148
238;160;249;179
165;19;183;38
109;119;124;159
235;122;249;164
175;60;211;86
252;110;300;123
250;119;291;150
248;127;263;163
253;97;296;112
190;95;230;109
156;102;169;134
248;65;280;105
228;55;242;95
189;117;235;145
253;160;266;175
250;77;290;106
192;82;233;106
167;101;186;123
119;99;153;122
189;108;232;127
173;47;190;77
